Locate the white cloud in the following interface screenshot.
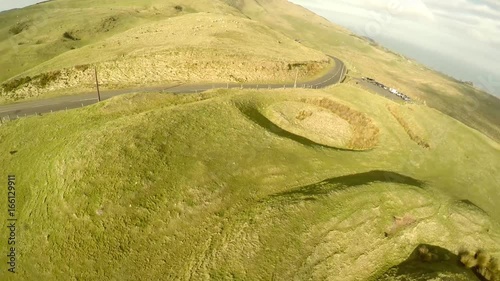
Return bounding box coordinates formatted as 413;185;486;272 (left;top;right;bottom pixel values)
0;0;46;12
366;0;436;21
289;0;500;95
294;0;435;21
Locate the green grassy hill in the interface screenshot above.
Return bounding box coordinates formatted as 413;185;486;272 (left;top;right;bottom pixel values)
1;86;499;280
1;0;499;280
0;0;329;101
229;0;500;143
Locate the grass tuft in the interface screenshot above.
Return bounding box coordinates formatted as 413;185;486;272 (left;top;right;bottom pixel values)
37;71;62;88
63;31;80;41
75;64;91;71
1;76;32;92
9;20;31;35
295;109;313;121
459;249;500;280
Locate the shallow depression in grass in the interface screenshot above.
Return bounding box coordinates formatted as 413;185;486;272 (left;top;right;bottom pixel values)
262;97;380;150
264;101;352;149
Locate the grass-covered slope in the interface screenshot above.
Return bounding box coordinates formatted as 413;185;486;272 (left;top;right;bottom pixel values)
231;0;500;143
1;0;498;144
1;86;499;280
0;0;329;101
0;0;499;280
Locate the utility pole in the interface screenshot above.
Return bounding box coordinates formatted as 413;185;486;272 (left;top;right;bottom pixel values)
94;66;101;102
294;68;299;88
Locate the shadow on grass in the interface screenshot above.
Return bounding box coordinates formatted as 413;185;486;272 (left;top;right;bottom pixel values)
457;199;488;216
376;244;481;281
235;103;358;151
269;170;425;201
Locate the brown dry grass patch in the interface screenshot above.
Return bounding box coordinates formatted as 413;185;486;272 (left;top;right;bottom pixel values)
387;105;430;149
301;98;380;150
265;101;353;148
459;249;500;280
296;109;313;121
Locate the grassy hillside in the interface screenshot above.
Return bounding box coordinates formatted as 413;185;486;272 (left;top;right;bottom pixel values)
0;0;329;101
1;0;498;144
1;0;500;280
232;0;500;143
1;86;499;280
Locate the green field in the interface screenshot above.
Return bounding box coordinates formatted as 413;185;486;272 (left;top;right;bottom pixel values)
0;0;499;280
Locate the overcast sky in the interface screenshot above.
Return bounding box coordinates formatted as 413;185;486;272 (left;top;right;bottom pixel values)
1;0;499;96
289;0;500;97
0;0;44;11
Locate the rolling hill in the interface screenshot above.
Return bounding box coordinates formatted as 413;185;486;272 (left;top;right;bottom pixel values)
0;0;330;100
0;0;499;280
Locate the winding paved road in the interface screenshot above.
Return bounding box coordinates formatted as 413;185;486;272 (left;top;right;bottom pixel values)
0;57;346;119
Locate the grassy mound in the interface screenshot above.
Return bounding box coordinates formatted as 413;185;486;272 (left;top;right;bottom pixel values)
231;0;500;143
264;101;353;149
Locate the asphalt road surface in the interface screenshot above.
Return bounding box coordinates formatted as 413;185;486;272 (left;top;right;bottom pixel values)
0;57;346;120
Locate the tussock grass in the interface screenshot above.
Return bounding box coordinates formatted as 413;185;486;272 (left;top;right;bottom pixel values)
379;244;487;280
459;249;500;281
62;31;80;41
74;64;90;71
9;20;32;35
0;70;62;93
296;109;313;121
37;70;61;87
1;76;33;92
